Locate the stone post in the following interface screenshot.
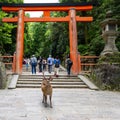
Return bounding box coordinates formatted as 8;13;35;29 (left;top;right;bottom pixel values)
0;62;7;89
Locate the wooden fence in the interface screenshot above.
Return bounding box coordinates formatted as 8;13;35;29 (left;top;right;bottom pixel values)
0;54;16;73
80;56;99;73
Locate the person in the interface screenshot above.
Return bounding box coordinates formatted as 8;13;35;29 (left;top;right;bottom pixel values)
47;55;53;73
42;57;47;71
54;56;60;77
23;58;26;64
30;55;37;74
25;58;30;71
38;56;43;72
65;56;73;76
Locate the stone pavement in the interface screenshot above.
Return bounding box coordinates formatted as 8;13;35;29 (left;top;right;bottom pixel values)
0;88;120;120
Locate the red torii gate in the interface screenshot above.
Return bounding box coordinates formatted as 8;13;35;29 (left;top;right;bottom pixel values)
1;2;95;75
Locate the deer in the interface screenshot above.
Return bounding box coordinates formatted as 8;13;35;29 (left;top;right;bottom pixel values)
41;72;53;108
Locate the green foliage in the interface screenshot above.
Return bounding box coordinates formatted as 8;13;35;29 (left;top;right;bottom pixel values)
78;45;89;55
111;0;120;19
0;0;23;3
0;11;16;54
89;36;105;55
116;38;120;51
0;0;23;54
1;0;120;62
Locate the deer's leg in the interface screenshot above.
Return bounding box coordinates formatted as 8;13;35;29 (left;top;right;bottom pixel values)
49;95;52;108
42;94;45;103
45;95;47;107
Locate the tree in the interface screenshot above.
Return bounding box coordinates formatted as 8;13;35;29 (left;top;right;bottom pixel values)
0;0;23;55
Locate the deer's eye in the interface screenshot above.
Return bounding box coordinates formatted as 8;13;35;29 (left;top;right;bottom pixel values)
43;83;46;85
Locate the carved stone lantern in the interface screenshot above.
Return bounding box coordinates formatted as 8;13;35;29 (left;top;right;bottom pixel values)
100;10;119;55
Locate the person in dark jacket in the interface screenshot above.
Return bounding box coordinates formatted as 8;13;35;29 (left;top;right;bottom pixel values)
54;56;60;77
65;56;73;76
38;56;43;72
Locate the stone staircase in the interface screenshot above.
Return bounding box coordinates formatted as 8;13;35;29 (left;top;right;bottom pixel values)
16;74;89;89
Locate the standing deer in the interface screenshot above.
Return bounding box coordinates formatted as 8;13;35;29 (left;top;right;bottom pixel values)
41;72;53;108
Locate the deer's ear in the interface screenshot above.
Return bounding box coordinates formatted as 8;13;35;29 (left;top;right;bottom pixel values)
43;78;47;80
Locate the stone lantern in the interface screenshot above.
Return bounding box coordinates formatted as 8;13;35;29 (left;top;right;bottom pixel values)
100;10;119;55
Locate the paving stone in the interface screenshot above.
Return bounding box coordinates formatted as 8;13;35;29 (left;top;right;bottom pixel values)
0;88;120;120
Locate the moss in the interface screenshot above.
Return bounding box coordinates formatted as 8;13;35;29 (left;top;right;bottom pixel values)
99;52;120;64
90;63;120;91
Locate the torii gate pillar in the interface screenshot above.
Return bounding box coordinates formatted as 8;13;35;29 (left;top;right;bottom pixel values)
69;8;81;75
16;9;24;74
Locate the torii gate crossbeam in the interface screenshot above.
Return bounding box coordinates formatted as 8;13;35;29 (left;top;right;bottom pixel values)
3;16;93;22
1;2;96;75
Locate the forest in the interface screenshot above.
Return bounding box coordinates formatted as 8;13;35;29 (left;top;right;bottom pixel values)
0;0;120;61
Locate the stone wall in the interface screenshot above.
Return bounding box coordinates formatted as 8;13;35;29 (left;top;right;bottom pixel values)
0;62;7;89
91;63;120;90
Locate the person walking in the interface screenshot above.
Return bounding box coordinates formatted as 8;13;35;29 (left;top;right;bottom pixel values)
54;56;60;77
65;56;73;76
47;55;53;73
42;57;47;71
30;55;37;74
38;56;43;72
25;58;30;71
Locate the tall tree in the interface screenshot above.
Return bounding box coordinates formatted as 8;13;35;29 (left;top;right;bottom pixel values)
0;0;23;55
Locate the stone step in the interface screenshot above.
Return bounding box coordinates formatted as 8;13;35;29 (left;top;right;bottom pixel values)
16;74;89;89
17;81;85;85
19;75;78;79
16;84;88;88
18;79;82;82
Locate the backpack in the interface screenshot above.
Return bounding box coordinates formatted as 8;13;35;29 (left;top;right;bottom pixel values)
67;59;73;66
31;57;37;66
48;59;52;65
48;59;51;64
38;58;42;64
55;60;60;68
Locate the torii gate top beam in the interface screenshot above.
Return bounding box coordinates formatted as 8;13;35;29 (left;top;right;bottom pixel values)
1;2;96;12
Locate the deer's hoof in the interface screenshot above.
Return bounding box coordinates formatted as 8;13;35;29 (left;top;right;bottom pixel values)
45;103;47;107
